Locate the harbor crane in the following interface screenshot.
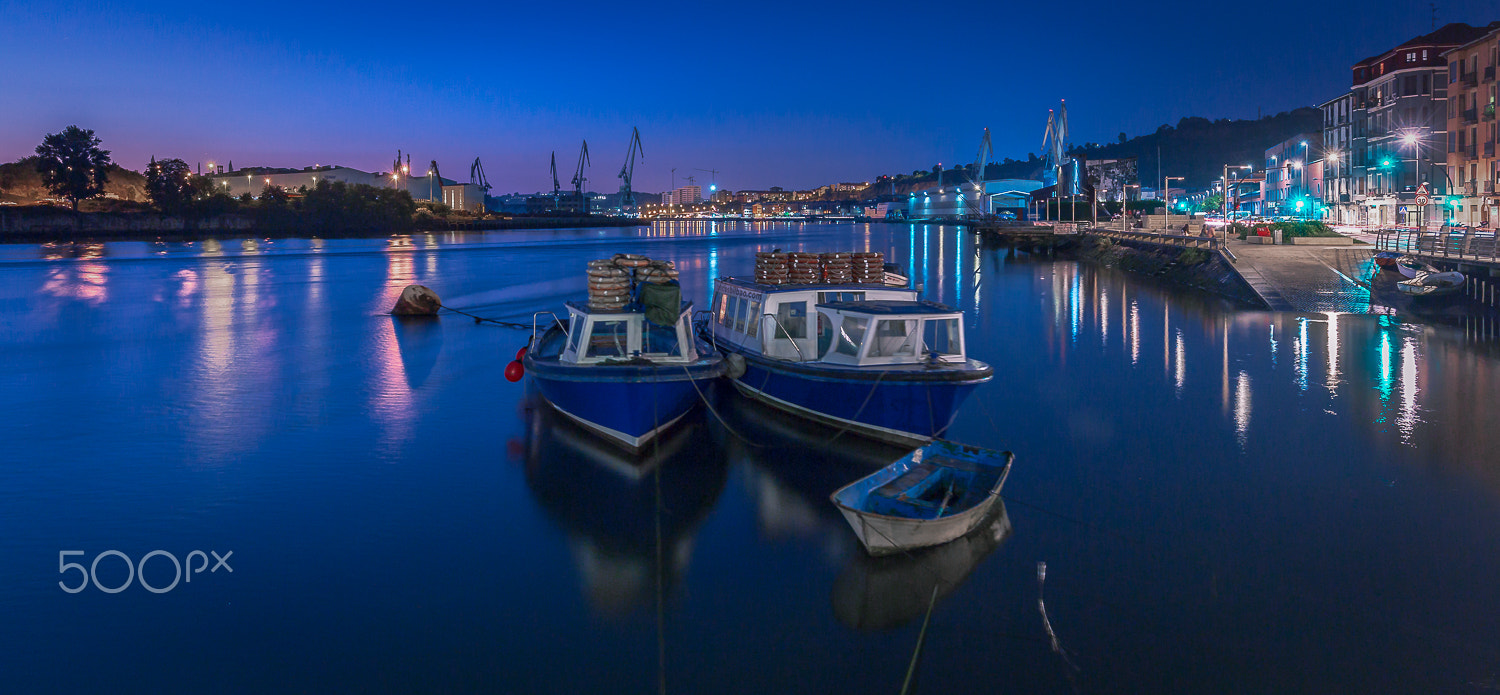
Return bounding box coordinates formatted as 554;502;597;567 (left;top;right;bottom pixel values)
571;140;590;213
550;152;561;205
470;157;490;192
618;127;644;213
965;128;992;216
694;168;719;194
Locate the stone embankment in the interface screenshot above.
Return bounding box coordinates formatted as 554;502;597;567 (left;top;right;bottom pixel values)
1070;234;1266;307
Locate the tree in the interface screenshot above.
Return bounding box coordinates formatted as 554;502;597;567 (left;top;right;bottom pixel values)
145;157;195;213
1117;132;1127;144
34;125;112;211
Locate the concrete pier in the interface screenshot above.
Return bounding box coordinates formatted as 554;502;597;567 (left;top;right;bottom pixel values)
1225;241;1374;312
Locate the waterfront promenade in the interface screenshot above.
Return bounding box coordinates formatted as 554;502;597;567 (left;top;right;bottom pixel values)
1226;241;1374;312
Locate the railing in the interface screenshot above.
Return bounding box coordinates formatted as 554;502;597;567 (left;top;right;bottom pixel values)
1462;108;1478;124
1465;144;1477;158
1484;104;1497;122
1086;227;1222;250
1486;66;1496;81
1375;227;1500;263
1486;142;1496;158
1463;181;1478;196
1462;71;1478;87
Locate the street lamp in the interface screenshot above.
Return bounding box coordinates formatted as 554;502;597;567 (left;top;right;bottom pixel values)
1222;164;1251;244
1400;129;1425;228
1164;176;1184;233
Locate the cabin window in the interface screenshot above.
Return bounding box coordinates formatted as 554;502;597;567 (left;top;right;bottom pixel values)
642;322;681;357
817;312;834;356
868;319;918;357
818;291;866;303
725;295;742;332
775;302;807;339
923;318;962;356
586;320;630;358
567;315;584;354
834;316;868;356
745;299;762;337
735;296;753;334
715;292;729;326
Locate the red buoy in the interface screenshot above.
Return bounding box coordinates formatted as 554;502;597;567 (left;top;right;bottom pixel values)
505;360;524;382
516;346;528;361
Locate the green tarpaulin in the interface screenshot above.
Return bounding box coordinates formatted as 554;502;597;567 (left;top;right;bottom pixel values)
638;281;681;327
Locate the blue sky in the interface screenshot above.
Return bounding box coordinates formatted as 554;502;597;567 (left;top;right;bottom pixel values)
2;0;1496;193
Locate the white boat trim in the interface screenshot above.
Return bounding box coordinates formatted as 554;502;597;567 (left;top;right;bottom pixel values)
547;401;687;451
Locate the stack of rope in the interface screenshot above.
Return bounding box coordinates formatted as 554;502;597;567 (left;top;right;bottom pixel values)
853;252;885;284
754;252;789;285
788;252;821;284
820;252;853;283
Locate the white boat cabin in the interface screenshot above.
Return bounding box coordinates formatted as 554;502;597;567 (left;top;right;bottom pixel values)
709;279;967;365
558;301;701;365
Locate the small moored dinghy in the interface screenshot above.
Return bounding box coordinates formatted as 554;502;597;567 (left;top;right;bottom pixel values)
830;440;1013;556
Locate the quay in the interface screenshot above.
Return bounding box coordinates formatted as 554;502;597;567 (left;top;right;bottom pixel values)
965;219;1500;312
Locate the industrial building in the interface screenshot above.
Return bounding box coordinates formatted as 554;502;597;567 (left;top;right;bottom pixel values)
905;179;1045;219
206;164;487;213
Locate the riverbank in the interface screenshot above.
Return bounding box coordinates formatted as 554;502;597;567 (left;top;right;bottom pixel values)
1067;234;1267;308
0;206;644;244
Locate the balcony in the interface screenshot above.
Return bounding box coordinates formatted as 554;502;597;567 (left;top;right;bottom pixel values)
1485;104;1497;122
1461;108;1478;124
1462;182;1477;196
1487;65;1496;82
1487;142;1496;158
1487;181;1498;194
1465;143;1477;158
1462;71;1478;87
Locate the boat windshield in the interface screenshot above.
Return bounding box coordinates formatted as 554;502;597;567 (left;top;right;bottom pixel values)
642;321;682;358
923;318;962;357
834;316;867;356
586;320;631;359
868;319;919;358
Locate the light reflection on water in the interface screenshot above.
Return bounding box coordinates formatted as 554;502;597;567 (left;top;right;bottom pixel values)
2;222;1500;692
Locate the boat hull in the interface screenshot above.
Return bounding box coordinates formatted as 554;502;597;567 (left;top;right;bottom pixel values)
836;498;997;557
525;357;722;450
830;441;1013;556
724;350;990;446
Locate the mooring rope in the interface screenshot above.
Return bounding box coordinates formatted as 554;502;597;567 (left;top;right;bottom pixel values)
437;303;531;329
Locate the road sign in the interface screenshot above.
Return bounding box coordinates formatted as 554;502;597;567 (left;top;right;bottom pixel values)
1416;194;1429;206
1416;183;1429;196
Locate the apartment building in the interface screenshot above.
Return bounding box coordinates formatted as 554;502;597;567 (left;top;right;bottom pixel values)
1443;23;1500;226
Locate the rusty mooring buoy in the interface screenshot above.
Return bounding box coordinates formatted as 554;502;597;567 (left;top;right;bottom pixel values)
391;284;442;316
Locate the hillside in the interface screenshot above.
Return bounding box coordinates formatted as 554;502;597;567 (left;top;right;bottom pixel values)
1071;108;1322;188
873;107;1323;194
0;157;148;204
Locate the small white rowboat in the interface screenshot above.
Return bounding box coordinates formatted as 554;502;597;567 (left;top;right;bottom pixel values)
830;440;1014;557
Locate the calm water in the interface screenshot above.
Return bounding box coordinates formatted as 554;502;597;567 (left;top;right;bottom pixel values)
2;222;1499;693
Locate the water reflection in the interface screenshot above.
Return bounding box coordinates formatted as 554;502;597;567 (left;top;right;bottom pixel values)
1030;254;1500;467
520;402;727;615
831;503;1012;631
389;317;443;389
719;396;906;545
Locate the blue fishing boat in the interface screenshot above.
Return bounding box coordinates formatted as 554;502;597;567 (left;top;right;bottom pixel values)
521;256;724;451
830;441;1014;556
705;262;992;445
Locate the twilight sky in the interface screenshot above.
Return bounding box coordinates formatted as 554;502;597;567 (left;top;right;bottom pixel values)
2;0;1496;194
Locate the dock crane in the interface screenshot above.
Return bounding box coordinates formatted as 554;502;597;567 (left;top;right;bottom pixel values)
470;157;491;192
618;127;644;214
571;140;590;214
964;128;993;216
694;168;720;198
550;152;561;206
